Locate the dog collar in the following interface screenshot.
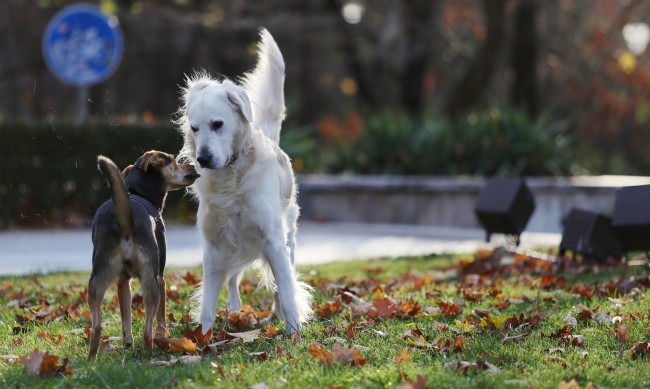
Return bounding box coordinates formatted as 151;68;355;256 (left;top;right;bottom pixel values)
129;194;163;223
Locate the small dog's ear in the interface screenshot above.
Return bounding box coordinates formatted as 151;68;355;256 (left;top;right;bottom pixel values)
227;89;253;123
139;151;156;172
122;165;134;176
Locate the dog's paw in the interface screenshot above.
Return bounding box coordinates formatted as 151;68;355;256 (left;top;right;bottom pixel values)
123;336;134;349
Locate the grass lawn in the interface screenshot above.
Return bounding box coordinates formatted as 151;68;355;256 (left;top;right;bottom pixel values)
1;249;650;388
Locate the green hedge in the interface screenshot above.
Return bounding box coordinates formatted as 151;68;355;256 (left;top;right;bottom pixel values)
322;108;573;176
0;110;574;229
0;121;195;229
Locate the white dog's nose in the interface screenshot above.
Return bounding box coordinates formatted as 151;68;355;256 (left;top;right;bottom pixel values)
197;150;213;168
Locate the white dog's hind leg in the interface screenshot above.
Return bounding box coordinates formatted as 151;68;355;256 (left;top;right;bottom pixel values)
227;272;242;313
199;243;228;335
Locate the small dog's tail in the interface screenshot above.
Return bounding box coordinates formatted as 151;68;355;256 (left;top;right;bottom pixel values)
241;28;286;144
97;156;134;239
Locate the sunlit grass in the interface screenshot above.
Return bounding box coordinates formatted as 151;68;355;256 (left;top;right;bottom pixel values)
1;254;649;388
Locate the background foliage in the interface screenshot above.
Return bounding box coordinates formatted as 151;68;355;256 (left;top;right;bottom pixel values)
2;0;650;176
0;121;193;229
0;110;572;228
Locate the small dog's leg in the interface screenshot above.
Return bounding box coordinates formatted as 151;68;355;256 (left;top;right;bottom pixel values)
141;274;160;356
87;275;110;360
155;275;167;338
117;276;134;349
199;243;228;335
227;272;242;313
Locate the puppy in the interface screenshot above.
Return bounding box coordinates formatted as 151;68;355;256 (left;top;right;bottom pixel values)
87;151;199;359
177;28;313;336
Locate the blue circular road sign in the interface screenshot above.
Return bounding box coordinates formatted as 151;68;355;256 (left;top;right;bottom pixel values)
42;4;124;87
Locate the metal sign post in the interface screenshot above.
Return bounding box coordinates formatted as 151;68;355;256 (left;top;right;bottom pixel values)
42;4;124;122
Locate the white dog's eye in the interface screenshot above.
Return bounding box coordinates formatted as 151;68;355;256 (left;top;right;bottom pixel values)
190;126;198;133
211;120;223;131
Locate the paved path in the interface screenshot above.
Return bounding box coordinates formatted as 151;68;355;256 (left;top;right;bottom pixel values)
0;222;561;275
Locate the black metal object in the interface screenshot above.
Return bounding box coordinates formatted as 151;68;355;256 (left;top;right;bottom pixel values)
474;177;535;246
559;208;622;260
612;184;650;255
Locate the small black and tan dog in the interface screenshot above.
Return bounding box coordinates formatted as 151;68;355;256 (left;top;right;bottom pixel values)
87;151;199;359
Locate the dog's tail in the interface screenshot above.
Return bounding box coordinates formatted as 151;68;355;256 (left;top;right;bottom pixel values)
97;156;134;239
260;263;314;323
241;28;286;144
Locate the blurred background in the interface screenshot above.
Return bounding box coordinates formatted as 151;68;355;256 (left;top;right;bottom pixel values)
2;0;650;229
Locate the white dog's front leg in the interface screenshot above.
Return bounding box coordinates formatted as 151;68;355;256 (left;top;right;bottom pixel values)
227;272;242;313
200;243;228;335
264;240;300;334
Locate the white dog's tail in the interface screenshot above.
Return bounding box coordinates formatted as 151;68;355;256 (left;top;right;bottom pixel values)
260;263;314;323
241;28;286;144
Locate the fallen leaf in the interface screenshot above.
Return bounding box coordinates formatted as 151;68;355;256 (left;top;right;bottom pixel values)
249;351;270;361
452;335;466;352
563;311;577;327
558;379;581;389
332;342;366;366
308;342;332;365
438;301;462;317
178;355;202;364
446;360;499;375
182;324;212;346
615;324;629;343
227;329;262;343
577;309;593;322
545;355;568;367
394;347;410;367
316;298;343;317
181;271;201;285
626;342;650;359
594;312;613;325
211;362;226;378
162;337;198;354
395;375;427;389
368;298;396;318
19;349;72;377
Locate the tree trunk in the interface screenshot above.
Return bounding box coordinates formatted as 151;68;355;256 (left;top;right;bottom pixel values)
510;0;538;118
444;0;507;120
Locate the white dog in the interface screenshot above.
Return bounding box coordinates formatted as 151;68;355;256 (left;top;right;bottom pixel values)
177;29;312;336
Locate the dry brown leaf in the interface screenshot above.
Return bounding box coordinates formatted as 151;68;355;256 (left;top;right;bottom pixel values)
438;301;462;317
165;337;197;354
19;349;72;377
182;324;212;346
394;347;410;367
249;351;270;361
395;375;427;389
615;324;630;343
558;378;581;389
626;342;650;359
331;342;366;366
308;342;332;365
368;298;396;318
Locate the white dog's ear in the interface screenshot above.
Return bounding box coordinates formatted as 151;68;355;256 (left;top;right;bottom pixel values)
227;89;253;123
